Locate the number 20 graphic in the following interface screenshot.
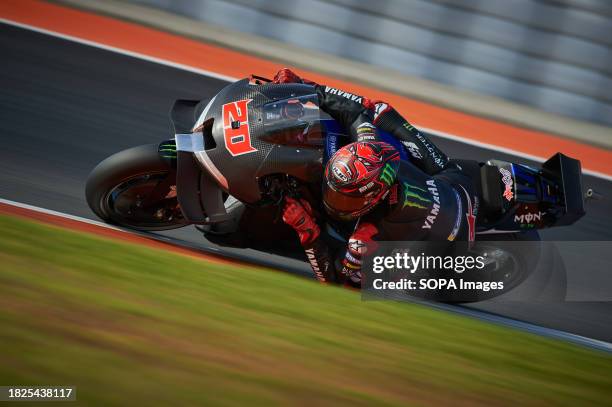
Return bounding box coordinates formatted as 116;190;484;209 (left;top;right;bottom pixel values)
222;99;257;156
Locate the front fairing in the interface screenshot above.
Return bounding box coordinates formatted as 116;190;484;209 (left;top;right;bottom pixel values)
190;80;334;204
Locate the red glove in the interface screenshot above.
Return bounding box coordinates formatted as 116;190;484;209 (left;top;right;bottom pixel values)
273;68;317;86
341;222;379;282
282;197;320;246
348;223;379;256
273;68;303;84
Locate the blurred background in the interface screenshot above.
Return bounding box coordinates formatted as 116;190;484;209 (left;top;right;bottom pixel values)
129;0;612;126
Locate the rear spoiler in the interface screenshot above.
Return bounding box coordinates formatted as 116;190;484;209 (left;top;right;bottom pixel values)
542;153;585;226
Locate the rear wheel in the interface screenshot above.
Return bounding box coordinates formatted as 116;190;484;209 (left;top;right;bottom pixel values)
466;231;566;302
458;232;541;302
85;144;186;231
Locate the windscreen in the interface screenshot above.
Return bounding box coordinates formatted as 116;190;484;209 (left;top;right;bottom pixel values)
262;94;330;148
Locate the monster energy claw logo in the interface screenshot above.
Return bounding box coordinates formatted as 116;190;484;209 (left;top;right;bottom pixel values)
159;142;177;159
402;182;431;209
379;163;397;185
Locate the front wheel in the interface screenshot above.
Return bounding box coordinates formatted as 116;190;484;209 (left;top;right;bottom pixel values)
85;144;187;231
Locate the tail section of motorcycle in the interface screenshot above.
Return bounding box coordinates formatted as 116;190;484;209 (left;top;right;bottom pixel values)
480;153;585;231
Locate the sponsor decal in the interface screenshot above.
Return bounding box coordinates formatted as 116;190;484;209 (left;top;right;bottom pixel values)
357;122;376;134
159;141;177;159
401;182;431;210
373;102;389;122
342;262;360;276
332;162;352;183
388;183;399;205
499;167;514;201
222;99;257;156
265;112;281;120
402;123;416;132
413;132;447;168
305;248;326;281
344;251;361;265
358;134;376;141
447;189;463;241
459;185;476;242
324;86;363;103
514;211;543;225
327;133;338;156
341;259;362;281
348;238;366;255
379;163;397;186
473;195;480;217
358;181;375;193
356;122;376;141
422;180;441;229
402;141;423;160
343;261;360;270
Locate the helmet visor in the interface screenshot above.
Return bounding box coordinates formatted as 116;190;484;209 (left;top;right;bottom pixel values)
323;187;370;215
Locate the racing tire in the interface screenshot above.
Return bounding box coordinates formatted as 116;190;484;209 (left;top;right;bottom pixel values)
85;144;186;231
469;230;566;302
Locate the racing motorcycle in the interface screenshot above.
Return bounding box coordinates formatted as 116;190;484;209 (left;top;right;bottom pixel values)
85;76;588;301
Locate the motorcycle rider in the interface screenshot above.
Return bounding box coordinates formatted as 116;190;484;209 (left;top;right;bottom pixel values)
273;69;479;285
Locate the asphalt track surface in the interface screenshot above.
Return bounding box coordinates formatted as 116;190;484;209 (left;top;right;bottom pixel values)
2;24;612;342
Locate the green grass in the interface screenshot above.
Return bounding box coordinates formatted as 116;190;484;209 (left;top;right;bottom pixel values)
0;215;611;406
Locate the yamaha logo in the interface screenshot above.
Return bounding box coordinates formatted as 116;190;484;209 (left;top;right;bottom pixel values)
404;141;423;160
373;102;388;122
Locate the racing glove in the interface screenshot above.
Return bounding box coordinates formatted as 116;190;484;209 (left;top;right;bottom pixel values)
272;68;316;85
282;197;320;246
282;197;335;283
341;222;379;285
